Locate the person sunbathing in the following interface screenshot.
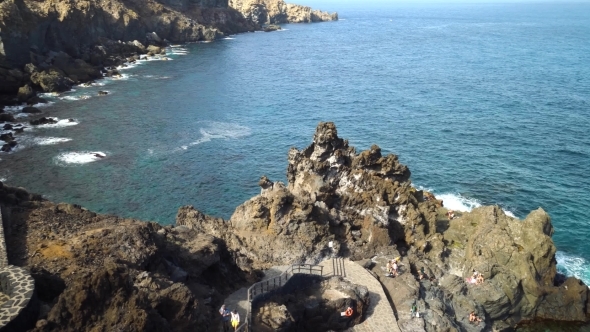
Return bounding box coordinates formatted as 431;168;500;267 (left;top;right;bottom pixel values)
469;312;482;325
476;274;485;285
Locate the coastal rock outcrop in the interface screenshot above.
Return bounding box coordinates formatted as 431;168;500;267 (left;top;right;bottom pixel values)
0;181;256;331
229;0;337;25
178;122;590;330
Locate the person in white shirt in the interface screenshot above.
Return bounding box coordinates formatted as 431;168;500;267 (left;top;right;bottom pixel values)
230;310;240;331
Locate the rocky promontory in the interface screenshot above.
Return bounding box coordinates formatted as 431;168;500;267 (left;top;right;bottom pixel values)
177;122;590;331
229;0;338;25
0;122;588;331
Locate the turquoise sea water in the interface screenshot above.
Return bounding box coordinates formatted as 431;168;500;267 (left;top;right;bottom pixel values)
1;2;590;286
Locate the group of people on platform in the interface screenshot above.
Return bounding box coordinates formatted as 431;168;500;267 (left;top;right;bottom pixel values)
219;305;240;332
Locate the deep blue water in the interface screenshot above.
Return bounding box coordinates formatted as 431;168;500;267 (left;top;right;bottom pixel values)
1;2;590;283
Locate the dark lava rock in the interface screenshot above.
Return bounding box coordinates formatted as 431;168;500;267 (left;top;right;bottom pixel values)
0;113;15;122
22;106;42;114
30;117;57;126
27;97;49;105
263;24;282;32
0;133;14;142
98;91;108;96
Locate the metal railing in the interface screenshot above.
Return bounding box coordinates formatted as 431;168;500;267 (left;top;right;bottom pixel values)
235;263;325;332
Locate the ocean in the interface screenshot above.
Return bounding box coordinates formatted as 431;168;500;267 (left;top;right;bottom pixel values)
1;1;589;290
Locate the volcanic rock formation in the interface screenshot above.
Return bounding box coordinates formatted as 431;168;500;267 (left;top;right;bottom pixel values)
229;0;338;25
177;122;590;331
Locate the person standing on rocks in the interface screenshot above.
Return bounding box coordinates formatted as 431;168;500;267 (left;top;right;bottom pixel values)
219;304;231;332
231;309;240;331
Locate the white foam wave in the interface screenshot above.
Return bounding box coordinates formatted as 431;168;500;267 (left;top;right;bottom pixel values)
556;251;590;285
38;92;60;98
170;45;183;48
35;118;79;128
0;178;5;182
3;105;25;112
31;101;55;108
55;151;107;165
223;37;235;40
504;210;516;218
117;62;140;70
59;95;91;101
171;122;251;152
436;193;481;212
34;137;72;145
416;185;516;217
14;113;31;118
104;73;131;81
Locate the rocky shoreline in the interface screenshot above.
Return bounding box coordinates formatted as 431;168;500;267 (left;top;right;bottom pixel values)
0;122;588;331
0;0;337;153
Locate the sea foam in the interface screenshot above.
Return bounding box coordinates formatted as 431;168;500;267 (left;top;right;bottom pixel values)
34;118;79;128
189;122;252;146
556;251;590;285
55;151;107;165
34;137;73;145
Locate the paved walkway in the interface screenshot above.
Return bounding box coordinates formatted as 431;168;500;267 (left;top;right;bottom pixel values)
222;265;289;331
223;259;400;332
319;259;401;332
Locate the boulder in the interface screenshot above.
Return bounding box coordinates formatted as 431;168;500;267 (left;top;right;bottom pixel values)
1;140;17;152
30;117;57;126
30;69;74;92
263;24;281;32
17;84;35;102
146;45;162;55
0;133;14;142
27;96;49;105
98;91;109;96
0;114;16;122
0;67;26;93
22;106;42;114
24;63;39;75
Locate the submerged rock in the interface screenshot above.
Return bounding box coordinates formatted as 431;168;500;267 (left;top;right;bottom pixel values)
29;117;57;125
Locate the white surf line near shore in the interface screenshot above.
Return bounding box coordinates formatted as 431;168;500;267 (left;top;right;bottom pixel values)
54;151;107;165
556;251;590;285
33;137;73;145
164;122;251;154
416;185;516;217
34;118;79;129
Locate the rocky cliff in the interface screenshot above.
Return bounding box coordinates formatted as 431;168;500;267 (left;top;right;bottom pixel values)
0;182;256;332
0;0;336;99
177;122;590;331
229;0;337;25
1;122;586;331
